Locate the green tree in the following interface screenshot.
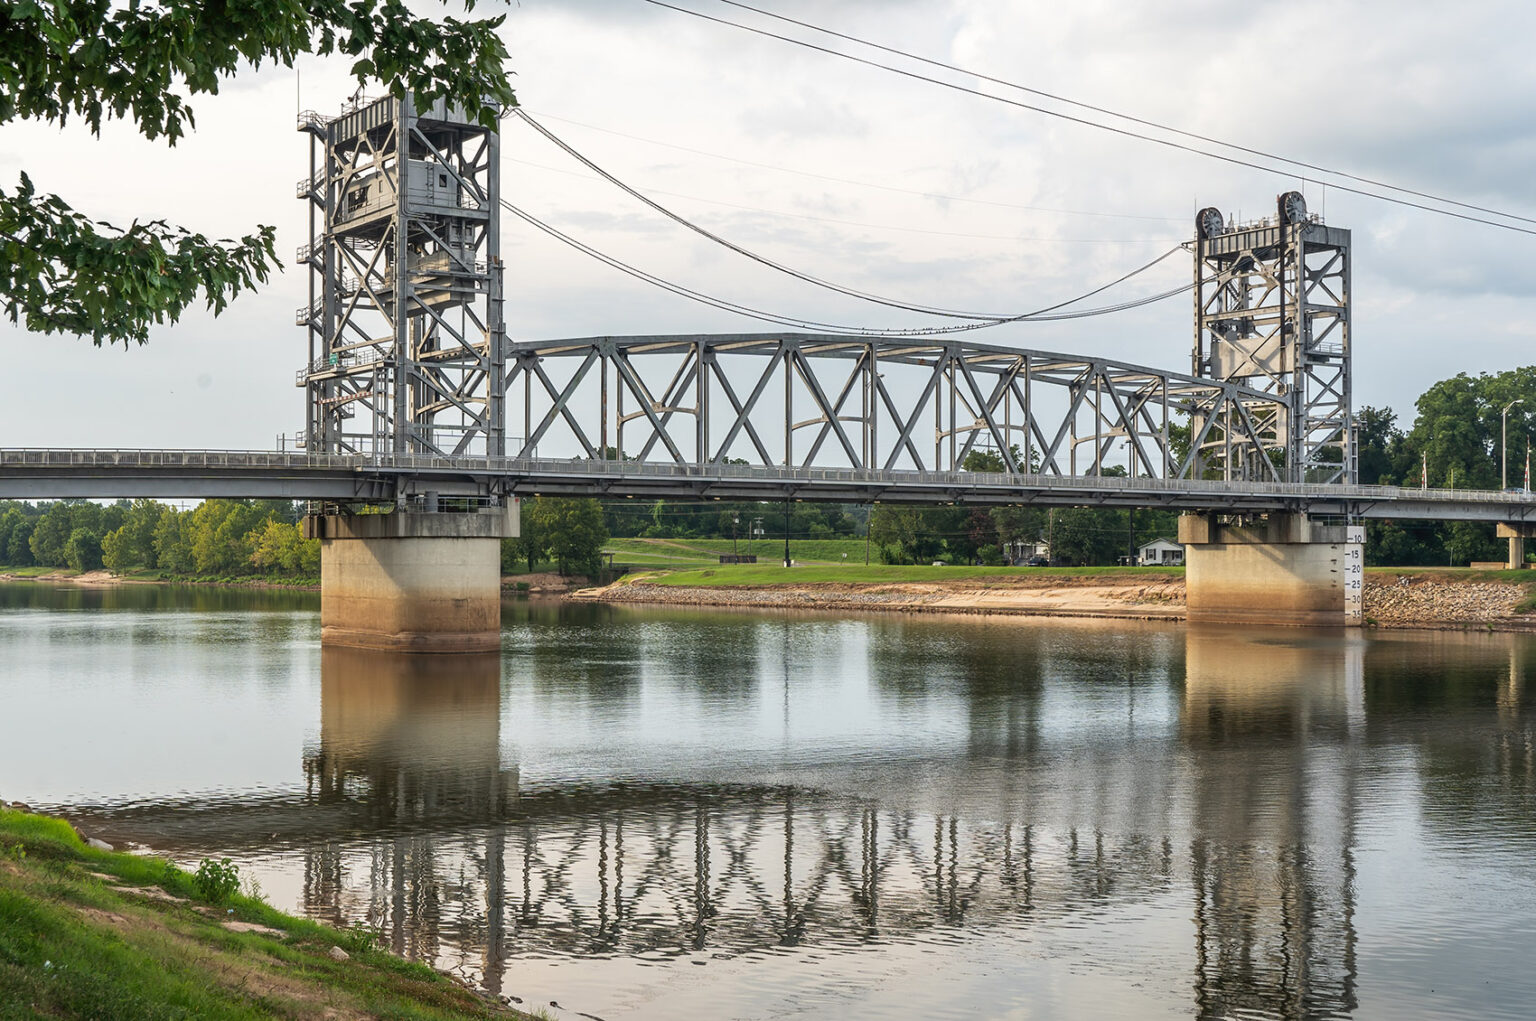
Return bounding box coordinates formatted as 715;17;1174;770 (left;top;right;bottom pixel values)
1355;405;1401;485
63;527;102;572
100;526;134;572
0;507;22;563
28;502;72;566
247;519;318;575
6;518;37;566
186;500;267;574
153;508;194;573
1;1;514;346
526;497;608;578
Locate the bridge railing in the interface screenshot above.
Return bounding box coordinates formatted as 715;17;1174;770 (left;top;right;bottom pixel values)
5;448;1536;508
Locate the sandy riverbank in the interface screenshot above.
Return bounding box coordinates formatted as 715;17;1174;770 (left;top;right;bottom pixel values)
579;571;1536;631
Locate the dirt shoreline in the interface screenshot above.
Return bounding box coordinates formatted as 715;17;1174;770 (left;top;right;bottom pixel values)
579;574;1536;632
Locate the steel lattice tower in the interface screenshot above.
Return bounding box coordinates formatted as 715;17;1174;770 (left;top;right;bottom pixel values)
1192;192;1353;484
297;95;505;457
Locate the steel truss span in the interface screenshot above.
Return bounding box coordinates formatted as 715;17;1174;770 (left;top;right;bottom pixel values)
2;449;1534;522
506;332;1293;484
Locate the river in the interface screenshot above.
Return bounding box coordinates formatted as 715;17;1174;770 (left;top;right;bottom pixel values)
1;582;1533;1020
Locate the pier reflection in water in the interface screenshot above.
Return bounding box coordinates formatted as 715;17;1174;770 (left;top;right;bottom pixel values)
301;624;1349;1015
19;593;1534;1020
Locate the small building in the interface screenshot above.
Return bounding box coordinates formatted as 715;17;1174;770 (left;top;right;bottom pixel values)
1003;538;1051;565
1138;537;1184;566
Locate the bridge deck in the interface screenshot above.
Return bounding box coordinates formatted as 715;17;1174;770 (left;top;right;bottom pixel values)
3;449;1534;522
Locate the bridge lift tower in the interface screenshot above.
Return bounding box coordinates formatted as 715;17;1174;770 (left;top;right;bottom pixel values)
1192;191;1353;484
295;95;513;654
296;94;506;458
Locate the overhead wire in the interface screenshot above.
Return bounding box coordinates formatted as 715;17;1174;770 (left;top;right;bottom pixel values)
636;0;1536;238
523;109;1185;224
506;155;1181;244
515;109;1182;322
503;196;1189;336
711;0;1536;229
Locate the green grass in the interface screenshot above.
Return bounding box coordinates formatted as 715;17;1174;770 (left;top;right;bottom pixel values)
0;807;531;1020
0;566;77;578
604;536;874;565
633;563;1186;587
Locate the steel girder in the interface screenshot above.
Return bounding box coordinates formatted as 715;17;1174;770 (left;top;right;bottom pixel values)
297;95;505;458
502;333;1290;484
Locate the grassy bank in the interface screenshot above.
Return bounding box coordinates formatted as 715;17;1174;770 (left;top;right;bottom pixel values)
632;563;1186;587
0;808;533;1019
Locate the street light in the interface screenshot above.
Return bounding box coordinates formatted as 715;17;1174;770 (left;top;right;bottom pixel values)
1505;399;1525;490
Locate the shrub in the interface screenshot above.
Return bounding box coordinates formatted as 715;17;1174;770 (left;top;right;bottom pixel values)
193;857;240;902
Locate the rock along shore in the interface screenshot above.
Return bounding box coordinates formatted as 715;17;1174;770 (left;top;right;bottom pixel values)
579;573;1536;631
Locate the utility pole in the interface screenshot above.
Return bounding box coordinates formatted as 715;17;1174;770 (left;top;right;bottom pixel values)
1504;399;1524;489
783;498;792;569
865;504;872;565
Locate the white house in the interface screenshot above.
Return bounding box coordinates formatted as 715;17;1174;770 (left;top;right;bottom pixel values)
1003;538;1051;565
1137;537;1184;566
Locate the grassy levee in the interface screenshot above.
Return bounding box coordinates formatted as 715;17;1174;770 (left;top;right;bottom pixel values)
0;808;532;1020
633;564;1186;587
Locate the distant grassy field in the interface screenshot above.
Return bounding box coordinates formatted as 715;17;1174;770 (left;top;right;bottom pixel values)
603;536;872;564
635;564;1186;587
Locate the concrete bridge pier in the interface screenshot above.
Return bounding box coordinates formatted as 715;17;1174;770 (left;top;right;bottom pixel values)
1179;513;1365;627
303;505;518;653
1496;522;1534;570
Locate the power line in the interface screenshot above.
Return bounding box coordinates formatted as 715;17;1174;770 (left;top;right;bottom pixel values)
712;0;1536;229
516;109;1183;322
505;196;1190;335
638;0;1536;238
524;109;1186;224
506;155;1181;244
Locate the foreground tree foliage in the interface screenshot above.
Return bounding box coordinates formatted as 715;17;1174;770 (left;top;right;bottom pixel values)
0;0;515;345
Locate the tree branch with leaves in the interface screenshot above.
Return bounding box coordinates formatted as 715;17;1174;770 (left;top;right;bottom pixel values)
0;0;516;346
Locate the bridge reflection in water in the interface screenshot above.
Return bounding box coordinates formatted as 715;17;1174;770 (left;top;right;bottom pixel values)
276;630;1417;1018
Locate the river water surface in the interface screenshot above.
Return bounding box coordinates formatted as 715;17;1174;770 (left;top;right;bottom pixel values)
2;582;1534;1020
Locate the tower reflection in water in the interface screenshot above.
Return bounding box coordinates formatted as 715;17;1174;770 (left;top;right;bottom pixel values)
299;628;1379;1016
1181;626;1361;1020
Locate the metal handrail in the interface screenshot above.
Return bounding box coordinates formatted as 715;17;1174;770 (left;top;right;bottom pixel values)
2;447;1534;507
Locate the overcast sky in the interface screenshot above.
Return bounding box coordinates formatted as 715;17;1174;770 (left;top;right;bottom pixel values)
3;0;1534;450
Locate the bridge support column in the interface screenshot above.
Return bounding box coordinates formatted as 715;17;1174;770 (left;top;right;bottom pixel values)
303;506;518;652
1179;513;1364;627
1497;522;1536;570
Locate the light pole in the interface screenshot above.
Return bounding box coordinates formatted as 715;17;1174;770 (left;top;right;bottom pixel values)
1505;399;1524;490
732;515;739;557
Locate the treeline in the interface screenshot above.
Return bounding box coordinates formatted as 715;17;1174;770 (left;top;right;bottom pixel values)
1357;366;1536;565
0;499;318;579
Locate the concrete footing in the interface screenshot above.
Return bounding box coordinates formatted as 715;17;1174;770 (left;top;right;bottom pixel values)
1179;513;1365;627
303;507;517;652
1496;522;1536;570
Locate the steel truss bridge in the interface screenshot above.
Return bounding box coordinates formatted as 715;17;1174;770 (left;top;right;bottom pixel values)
3;330;1535;522
0;87;1529;524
